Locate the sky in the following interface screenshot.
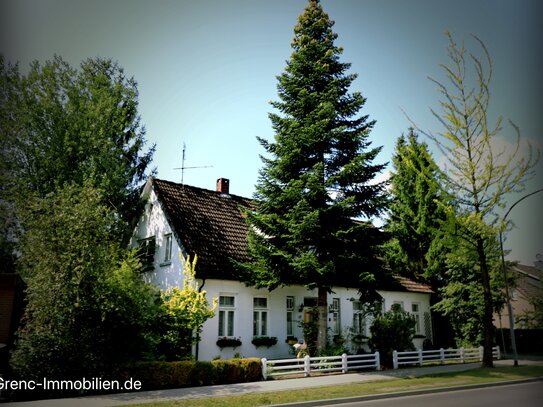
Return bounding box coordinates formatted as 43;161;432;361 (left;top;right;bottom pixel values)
1;0;542;265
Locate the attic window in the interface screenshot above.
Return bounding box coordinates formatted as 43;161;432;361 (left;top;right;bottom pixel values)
137;236;156;272
163;234;172;263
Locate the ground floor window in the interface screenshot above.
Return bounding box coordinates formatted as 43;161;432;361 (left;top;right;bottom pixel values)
253;297;268;336
218;295;235;337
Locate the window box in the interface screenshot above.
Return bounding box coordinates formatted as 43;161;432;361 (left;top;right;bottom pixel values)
251;336;278;348
216;337;242;349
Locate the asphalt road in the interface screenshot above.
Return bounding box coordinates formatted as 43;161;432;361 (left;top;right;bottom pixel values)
320;381;543;407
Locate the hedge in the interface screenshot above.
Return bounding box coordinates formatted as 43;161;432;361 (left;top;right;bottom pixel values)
116;358;262;390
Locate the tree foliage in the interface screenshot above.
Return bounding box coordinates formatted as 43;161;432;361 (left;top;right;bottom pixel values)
240;0;388;352
384;129;448;284
0;55;155;239
10;184;159;379
417;32;539;366
156;255;218;361
432;218;506;346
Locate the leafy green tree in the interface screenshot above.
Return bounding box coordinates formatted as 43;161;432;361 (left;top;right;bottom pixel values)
368;304;416;368
384;129;448;284
418;33;539;366
1;55;154;239
433;220;506;346
156;255;217;361
0;56;22;273
240;0;388;352
10;184;159;379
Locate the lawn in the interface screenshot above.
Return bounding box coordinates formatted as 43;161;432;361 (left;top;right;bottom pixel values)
130;364;543;407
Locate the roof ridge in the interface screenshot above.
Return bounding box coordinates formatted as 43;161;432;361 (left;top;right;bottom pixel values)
153;177;253;202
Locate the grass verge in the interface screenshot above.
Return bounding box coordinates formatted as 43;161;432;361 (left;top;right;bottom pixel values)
131;364;543;407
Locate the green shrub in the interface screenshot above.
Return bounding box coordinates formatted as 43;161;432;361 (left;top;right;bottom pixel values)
368;304;416;368
118;358;262;390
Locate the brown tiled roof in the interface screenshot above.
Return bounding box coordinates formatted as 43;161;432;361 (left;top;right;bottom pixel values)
392;274;434;294
152;178;253;280
511;264;543;301
150;178;433;294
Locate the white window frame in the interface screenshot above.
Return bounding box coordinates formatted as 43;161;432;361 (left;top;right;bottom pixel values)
286;296;294;337
163;233;172;264
218;295;236;337
352;300;366;336
411;302;421;334
331;297;341;334
253;297;268;337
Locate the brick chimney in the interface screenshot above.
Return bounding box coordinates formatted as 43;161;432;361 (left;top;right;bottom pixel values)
216;178;230;194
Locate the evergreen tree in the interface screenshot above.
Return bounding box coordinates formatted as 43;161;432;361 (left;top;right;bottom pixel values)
241;0;387;352
384;129;448;284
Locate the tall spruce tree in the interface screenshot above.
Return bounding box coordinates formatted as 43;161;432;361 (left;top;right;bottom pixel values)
384;129;448;284
242;0;387;352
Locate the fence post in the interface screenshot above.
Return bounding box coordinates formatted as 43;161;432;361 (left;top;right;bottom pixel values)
261;358;268;381
304;355;311;377
375;351;381;371
460;347;465;363
341;353;348;374
479;346;484;362
392;350;398;370
440;348;445;364
418;349;423;366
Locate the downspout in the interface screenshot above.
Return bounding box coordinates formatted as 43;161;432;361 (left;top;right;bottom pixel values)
194;278;206;361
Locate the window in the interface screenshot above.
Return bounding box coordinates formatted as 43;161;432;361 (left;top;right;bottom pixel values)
286;296;294;336
137;236;156;272
331;298;341;334
253;297;268;336
411;303;421;334
163;234;172;263
219;295;235;337
392;301;404;311
352;301;366;335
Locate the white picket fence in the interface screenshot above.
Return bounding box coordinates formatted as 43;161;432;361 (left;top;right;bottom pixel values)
392;346;501;369
261;352;380;380
261;346;501;380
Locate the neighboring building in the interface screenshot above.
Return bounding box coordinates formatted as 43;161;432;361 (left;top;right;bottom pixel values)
131;177;434;360
495;263;543;330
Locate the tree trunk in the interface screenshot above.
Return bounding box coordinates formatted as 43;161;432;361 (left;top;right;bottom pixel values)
317;286;328;354
477;238;495;368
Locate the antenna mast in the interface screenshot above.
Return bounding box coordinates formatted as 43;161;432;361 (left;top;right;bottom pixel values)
174;142;213;184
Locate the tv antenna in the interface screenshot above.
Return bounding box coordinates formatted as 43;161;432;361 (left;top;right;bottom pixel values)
174;143;213;184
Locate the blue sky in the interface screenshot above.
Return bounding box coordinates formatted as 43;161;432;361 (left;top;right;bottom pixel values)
1;0;542;265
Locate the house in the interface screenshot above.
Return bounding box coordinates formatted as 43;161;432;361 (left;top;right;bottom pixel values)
495;263;543;330
131;177;434;360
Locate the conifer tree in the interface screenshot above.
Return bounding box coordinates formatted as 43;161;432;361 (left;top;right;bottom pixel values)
384;129;448;284
242;0;387;352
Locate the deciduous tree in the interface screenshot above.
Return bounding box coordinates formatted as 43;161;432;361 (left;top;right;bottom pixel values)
418;32;539;366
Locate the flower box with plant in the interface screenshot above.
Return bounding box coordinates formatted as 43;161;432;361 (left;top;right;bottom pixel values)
251;336;278;348
216;337;242;348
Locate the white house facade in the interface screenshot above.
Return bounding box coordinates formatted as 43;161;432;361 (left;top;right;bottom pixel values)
131;177;434;361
